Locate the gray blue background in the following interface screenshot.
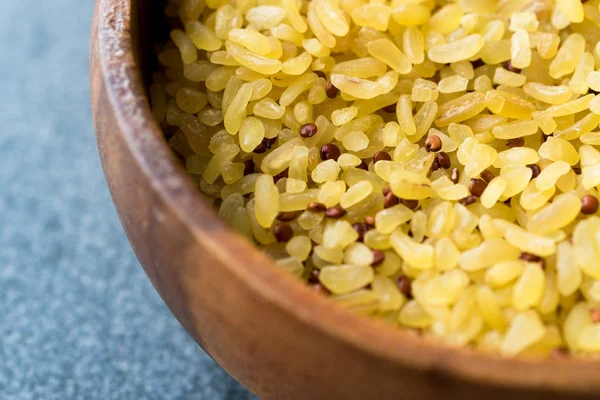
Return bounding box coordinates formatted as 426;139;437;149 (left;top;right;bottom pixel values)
0;0;255;398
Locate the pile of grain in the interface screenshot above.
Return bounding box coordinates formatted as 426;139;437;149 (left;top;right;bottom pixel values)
151;0;600;358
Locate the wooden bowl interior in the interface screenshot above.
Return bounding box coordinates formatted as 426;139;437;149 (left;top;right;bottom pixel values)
136;0;169;89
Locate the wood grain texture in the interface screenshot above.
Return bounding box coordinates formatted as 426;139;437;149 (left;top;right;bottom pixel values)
90;0;600;398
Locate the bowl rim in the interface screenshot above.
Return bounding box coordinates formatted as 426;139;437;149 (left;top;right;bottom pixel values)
93;0;600;395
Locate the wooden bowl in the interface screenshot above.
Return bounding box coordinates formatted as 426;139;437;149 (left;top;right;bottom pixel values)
90;1;600;398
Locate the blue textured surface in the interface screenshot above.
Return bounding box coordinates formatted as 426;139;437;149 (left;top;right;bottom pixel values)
0;0;255;398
